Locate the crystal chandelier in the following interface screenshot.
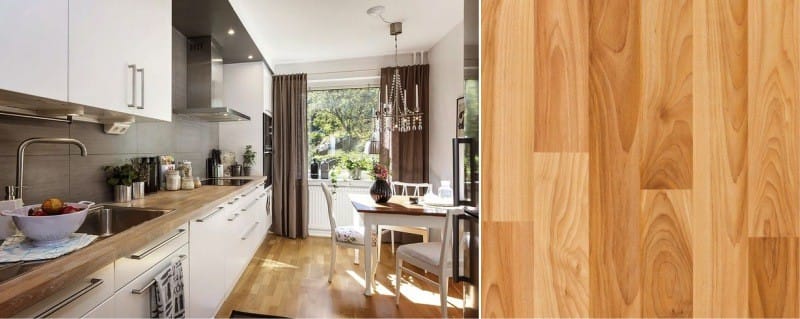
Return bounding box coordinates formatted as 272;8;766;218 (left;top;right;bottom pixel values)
376;22;423;133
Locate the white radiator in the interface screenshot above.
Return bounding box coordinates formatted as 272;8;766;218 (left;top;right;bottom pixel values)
308;181;371;236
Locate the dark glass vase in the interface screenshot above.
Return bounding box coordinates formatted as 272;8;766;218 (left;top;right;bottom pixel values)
370;179;392;203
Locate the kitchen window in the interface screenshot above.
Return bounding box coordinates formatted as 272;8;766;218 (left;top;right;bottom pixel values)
307;87;379;180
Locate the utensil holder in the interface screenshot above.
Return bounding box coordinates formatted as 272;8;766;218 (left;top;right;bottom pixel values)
114;185;132;203
132;182;145;199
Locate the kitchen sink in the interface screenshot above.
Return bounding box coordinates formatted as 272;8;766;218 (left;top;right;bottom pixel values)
76;205;174;237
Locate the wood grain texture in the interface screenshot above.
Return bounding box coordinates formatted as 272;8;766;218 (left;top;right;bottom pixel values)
533;0;589;152
747;0;800;237
692;0;749;316
639;0;694;190
587;0;643;316
640;190;693;317
480;0;536;222
532;153;589;317
482;222;535;318
748;238;799;317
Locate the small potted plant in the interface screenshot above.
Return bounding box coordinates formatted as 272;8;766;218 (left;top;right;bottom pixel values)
344;156;363;180
103;163;137;202
369;163;391;203
242;145;256;176
130;159;149;199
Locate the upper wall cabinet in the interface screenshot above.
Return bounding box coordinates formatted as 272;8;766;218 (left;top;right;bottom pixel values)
68;0;172;122
0;0;69;101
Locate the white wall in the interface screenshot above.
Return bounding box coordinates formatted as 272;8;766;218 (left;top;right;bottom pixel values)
427;21;464;189
219;62;272;175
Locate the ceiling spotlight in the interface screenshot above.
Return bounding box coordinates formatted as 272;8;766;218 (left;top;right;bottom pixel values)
227;28;235;35
247;55;253;60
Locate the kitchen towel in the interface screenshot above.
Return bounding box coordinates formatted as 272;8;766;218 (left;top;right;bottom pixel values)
150;257;186;319
0;233;97;263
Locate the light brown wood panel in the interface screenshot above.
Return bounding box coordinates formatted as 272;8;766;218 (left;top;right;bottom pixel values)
587;0;643;316
640;190;693;317
480;0;536;222
533;0;589;152
747;0;800;237
639;0;694;190
481;221;535;318
692;0;749;316
481;0;800;317
748;238;799;317
532;153;589;317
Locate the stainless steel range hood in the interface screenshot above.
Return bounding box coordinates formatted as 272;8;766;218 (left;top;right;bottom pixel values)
174;36;250;122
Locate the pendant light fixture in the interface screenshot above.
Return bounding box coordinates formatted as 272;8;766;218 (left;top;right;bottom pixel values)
367;7;423;133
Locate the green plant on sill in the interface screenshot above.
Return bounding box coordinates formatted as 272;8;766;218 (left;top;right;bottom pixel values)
243;145;256;168
129;158;149;183
102;163;138;186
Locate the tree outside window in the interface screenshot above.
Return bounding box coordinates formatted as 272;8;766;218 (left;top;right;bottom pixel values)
308;87;379;180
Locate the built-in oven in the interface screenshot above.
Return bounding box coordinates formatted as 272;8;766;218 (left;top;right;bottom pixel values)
453;207;479;318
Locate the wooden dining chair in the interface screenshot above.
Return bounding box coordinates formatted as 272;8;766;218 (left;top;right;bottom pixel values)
395;209;455;317
376;182;432;261
322;183;376;284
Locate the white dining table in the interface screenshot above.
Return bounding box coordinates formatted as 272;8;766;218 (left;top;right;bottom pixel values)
348;193;450;296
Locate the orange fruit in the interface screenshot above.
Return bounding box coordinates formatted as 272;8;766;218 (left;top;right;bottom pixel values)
41;198;64;214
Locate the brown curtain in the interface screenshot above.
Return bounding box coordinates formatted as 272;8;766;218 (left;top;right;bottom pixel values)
272;73;308;239
379;65;430;183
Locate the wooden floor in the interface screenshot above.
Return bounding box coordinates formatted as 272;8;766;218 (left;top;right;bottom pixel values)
217;235;464;318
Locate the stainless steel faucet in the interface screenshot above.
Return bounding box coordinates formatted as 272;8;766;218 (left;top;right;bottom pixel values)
6;138;88;201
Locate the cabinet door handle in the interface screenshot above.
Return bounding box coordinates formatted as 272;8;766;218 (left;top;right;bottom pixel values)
131;254;187;294
241;222;259;240
258;193;267;199
228;212;240;222
227;196;241;205
196;206;225;222
136;68;144;109
241;198;260;212
127;64;137;108
35;278;104;318
243;187;259;197
130;229;186;260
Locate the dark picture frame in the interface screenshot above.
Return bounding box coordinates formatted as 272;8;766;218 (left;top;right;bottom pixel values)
456;96;466;137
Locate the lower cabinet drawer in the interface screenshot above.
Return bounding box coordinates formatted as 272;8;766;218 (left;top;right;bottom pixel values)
115;223;189;290
15;263;114;318
114;244;189;318
83;295;114;318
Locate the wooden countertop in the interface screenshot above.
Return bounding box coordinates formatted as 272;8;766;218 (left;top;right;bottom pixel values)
0;177;268;317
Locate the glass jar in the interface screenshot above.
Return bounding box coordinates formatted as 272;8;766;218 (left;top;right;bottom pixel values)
438;180;454;200
181;177;195;190
165;170;181;191
177;160;192;178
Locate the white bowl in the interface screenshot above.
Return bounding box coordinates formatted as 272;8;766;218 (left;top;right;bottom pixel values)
1;201;94;247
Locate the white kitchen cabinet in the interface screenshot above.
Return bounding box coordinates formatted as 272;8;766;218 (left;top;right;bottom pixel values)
224;200;255;290
83;297;114;318
114;245;189;318
115;224;189;290
15;263;114;318
0;0;68;101
68;0;172;121
188;205;230;318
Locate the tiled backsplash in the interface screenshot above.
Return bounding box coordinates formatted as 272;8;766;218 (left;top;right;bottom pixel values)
0;116;218;204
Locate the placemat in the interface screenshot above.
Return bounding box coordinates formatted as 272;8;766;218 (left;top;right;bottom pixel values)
0;233;98;263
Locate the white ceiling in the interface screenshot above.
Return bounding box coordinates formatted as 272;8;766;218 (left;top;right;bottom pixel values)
229;0;464;66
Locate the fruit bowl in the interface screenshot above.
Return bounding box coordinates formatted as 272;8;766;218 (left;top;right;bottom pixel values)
1;201;94;247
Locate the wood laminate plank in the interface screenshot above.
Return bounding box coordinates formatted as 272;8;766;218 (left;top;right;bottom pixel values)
480;0;536;222
640;190;693;317
481;221;535;318
587;0;643;316
748;237;800;317
533;0;589;152
692;0;749;316
747;0;800;237
639;0;694;190
532;153;589;317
